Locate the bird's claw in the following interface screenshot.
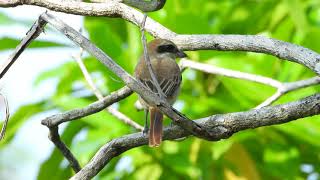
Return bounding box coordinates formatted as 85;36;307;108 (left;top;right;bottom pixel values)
142;127;149;136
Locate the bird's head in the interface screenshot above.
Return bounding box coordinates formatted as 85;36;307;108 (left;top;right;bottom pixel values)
147;39;187;59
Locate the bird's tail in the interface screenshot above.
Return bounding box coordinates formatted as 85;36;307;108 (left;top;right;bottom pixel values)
149;107;163;147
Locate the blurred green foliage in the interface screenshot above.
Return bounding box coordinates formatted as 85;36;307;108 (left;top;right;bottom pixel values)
1;0;320;179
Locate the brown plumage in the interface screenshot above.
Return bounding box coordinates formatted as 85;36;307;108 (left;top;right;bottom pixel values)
134;39;186;147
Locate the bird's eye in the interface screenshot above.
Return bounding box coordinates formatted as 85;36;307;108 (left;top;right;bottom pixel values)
157;44;176;53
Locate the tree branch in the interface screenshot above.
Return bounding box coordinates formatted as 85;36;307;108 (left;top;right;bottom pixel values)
256;90;282;109
42;85;133;174
1;0;320;74
48;126;81;172
41;86;133;127
180;59;282;88
140;13;166;99
71;93;320;179
255;76;320;108
173;35;320;74
0;16;46;79
122;0;166;12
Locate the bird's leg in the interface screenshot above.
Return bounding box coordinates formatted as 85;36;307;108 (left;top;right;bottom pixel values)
143;109;149;135
170;120;176;127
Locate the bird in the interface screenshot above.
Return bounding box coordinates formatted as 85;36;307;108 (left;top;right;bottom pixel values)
134;38;186;147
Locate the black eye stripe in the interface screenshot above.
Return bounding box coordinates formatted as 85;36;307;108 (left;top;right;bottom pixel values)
157;44;177;53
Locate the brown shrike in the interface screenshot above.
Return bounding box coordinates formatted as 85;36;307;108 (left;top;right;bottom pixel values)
134;39;186;147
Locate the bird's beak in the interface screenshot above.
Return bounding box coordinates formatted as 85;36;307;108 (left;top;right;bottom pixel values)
176;50;187;58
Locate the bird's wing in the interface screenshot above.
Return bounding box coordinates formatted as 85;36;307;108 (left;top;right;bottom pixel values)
138;73;181;98
159;74;181;97
135;56;182;100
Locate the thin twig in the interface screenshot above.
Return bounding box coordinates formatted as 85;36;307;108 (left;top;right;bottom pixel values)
73;48;143;131
48;126;81;172
255;90;283;109
256;77;320;108
180;59;320;108
41;86;133;127
0;93;10;140
140;13;166;99
180;59;282;88
285;76;320;91
0;17;46;79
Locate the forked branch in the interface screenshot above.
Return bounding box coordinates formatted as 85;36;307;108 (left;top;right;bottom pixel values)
180;59;320;108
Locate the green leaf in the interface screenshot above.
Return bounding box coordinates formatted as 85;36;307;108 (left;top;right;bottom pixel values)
0;13;13;24
275;116;320;148
212;140;234;160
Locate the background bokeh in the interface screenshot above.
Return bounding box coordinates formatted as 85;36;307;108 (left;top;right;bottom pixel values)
1;0;320;179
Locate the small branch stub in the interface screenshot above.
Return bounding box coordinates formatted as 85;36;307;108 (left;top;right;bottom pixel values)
0;93;10;140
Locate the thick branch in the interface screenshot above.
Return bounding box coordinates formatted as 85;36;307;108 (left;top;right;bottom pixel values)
122;0;166;12
1;0;320;74
1;0;166;12
173;35;320;74
71;93;320;179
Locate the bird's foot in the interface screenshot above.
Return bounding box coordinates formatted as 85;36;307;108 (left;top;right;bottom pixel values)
142;127;149;136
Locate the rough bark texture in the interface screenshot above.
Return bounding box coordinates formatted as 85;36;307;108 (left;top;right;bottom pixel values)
71;93;320;179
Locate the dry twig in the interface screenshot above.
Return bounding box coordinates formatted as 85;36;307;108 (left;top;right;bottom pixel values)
140;13;166;99
180;59;320;108
0;93;10;140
